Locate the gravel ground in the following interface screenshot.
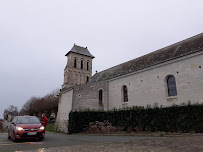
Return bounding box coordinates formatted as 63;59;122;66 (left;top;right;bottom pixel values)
24;134;203;152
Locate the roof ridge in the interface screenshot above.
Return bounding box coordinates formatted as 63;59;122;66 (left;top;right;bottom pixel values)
92;33;203;81
65;44;95;58
151;33;203;53
74;44;88;49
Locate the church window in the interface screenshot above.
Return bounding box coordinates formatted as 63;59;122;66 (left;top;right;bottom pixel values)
87;61;89;70
74;58;77;68
122;85;128;102
167;75;177;96
99;89;103;105
81;59;84;69
86;76;89;83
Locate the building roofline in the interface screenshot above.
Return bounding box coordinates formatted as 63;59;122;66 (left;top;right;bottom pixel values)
65;44;95;58
91;33;203;82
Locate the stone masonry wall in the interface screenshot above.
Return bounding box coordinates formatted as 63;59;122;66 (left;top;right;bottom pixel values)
108;52;203;109
55;89;73;133
72;80;107;111
63;53;93;88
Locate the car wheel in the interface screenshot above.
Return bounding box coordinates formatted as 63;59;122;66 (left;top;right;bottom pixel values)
12;131;17;142
8;131;11;139
38;137;44;141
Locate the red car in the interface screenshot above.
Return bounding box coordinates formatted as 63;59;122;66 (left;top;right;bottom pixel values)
8;116;45;142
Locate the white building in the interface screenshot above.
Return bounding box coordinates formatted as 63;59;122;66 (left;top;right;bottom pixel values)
56;33;203;133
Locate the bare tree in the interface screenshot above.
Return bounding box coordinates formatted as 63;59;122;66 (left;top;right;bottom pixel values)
20;96;40;116
20;89;59;119
3;105;18;120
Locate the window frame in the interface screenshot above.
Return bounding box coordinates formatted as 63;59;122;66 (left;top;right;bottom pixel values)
122;85;128;102
74;58;77;68
166;75;178;97
81;59;84;69
87;61;89;71
86;76;89;84
99;89;103;105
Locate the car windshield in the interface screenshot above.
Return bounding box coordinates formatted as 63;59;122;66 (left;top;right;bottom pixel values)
17;117;40;124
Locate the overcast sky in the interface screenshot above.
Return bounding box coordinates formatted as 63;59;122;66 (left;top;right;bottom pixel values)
0;0;203;118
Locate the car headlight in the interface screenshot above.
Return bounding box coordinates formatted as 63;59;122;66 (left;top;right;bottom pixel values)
40;126;45;130
16;126;24;131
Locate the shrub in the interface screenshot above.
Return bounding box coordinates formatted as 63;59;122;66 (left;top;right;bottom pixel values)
84;120;117;134
45;123;57;132
68;103;203;134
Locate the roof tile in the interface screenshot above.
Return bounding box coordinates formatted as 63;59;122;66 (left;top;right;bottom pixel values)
65;44;95;58
92;33;203;82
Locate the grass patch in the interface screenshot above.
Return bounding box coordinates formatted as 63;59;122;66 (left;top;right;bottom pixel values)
45;123;58;133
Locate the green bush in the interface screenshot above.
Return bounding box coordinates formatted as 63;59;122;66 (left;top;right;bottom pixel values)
68;103;203;134
45;123;57;132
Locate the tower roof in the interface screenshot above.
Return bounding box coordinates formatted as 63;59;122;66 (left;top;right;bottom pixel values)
65;44;95;58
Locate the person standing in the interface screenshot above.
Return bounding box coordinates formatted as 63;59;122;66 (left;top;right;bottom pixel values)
42;113;48;127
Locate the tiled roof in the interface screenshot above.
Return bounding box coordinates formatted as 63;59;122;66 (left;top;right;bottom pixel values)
65;44;95;58
92;33;203;82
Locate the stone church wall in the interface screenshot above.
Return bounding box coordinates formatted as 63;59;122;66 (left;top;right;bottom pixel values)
55;89;73;133
63;53;93;88
108;52;203;109
56;39;203;133
72;80;107;111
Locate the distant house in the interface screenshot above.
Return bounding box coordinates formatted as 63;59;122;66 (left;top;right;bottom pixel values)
56;33;203;133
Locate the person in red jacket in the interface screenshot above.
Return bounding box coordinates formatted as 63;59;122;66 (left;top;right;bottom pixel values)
42;113;48;127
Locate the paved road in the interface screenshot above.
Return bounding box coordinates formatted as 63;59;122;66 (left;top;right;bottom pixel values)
0;132;149;152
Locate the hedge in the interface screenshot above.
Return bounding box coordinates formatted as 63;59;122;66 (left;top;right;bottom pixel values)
68;103;203;134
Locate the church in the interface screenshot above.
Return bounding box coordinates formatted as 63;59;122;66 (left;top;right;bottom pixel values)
56;33;203;133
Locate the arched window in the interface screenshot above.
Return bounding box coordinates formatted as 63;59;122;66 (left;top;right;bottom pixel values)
123;85;128;102
74;58;77;68
87;61;89;70
86;76;89;84
81;59;84;69
99;89;103;105
167;75;177;96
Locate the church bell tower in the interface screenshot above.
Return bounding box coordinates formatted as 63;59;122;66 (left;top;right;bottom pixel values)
62;44;95;89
